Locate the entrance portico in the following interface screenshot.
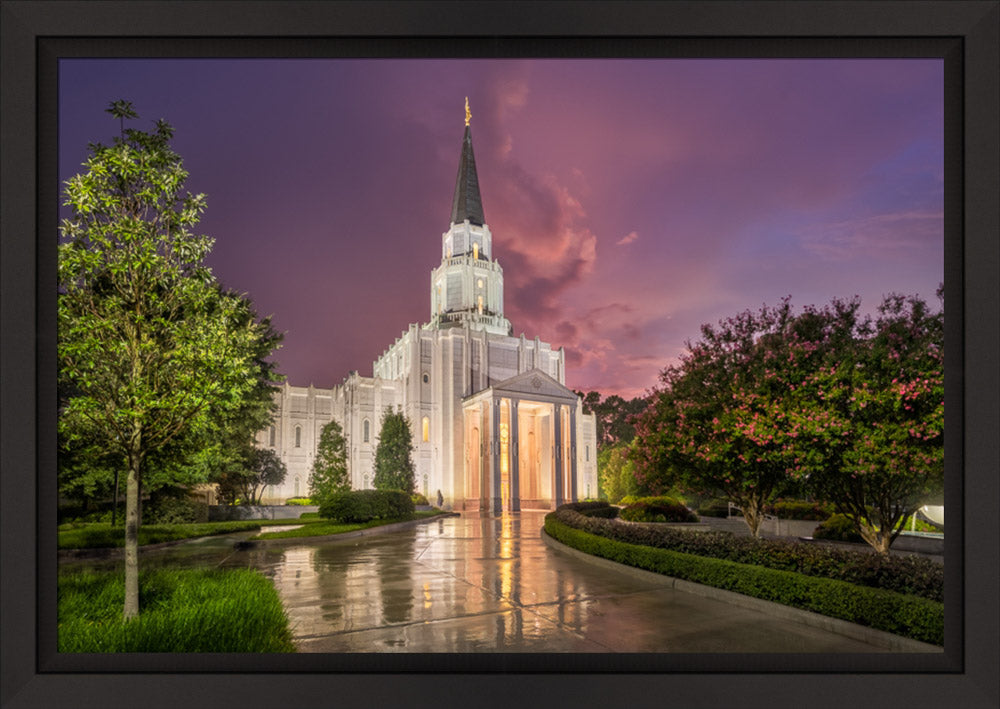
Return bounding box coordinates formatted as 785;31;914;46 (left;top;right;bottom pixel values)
462;369;581;513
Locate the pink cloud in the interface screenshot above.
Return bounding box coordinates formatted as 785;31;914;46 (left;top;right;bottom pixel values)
616;231;639;246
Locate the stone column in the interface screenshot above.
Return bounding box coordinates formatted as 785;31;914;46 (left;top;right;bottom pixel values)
510;398;520;512
569;405;578;502
492;397;502;514
480;403;488;512
553;402;563;508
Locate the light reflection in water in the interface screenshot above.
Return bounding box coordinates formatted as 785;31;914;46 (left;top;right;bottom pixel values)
56;510;890;653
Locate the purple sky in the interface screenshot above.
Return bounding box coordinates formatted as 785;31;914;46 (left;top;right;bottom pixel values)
59;59;943;398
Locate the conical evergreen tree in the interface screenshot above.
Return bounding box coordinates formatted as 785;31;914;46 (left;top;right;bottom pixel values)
310;420;350;503
372;409;415;493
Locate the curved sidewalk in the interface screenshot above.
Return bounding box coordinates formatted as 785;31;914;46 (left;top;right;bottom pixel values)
261;510;910;653
541;526;942;653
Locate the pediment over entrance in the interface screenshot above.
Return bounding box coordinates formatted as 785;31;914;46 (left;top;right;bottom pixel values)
489;368;579;403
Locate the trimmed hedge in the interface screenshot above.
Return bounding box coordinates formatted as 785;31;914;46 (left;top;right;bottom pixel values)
697;500;731;518
814;513;866;543
695;498;835;521
285;497;314;506
318;489;414;523
552;504;942;603
411;493;430;506
766;499;835;521
545;515;943;645
620;496;698;523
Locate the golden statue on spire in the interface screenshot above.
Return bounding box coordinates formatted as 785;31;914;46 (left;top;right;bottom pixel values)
465;96;471;126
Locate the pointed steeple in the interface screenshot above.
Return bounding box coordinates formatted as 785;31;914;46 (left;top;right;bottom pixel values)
450;99;485;227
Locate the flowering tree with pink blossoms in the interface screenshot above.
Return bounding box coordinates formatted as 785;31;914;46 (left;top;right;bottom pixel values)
790;292;944;554
632;298;862;536
632;293;942;551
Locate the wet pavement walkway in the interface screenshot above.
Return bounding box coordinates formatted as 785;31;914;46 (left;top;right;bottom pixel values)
249;510;891;653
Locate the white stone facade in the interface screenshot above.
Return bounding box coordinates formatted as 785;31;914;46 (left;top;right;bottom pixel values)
255;120;597;510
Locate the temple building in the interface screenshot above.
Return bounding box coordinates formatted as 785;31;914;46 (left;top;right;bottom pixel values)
257;101;598;512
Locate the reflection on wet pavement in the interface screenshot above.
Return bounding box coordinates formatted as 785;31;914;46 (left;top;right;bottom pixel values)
248;511;890;653
60;511;893;653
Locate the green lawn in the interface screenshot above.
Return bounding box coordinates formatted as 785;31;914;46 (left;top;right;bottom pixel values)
250;509;447;540
58;510;448;549
58;568;296;652
58;518;300;550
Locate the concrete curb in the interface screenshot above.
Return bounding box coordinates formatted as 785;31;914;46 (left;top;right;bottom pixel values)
247;512;460;548
540;527;943;653
59;537;201;561
58;513;460;559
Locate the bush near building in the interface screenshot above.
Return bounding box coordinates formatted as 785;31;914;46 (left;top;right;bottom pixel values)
318;489;414;524
619;496;699;523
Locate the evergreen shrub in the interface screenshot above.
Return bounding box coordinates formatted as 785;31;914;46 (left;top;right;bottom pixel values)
813;513;866;543
411;493;430;506
620;496;699;523
319;489;414;523
766;499;835;521
145;496;208;524
285;497;313;506
697;500;731;518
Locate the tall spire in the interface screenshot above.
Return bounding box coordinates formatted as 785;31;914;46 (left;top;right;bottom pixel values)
450;98;485;227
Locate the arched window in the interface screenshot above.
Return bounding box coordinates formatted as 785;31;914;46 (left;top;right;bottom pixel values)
477;295;483;314
473;242;479;260
294;476;300;497
294;425;301;448
363;474;370;490
585;445;589;462
422;372;429;384
363;419;370;443
269;425;275;447
422;416;430;442
423;474;429;496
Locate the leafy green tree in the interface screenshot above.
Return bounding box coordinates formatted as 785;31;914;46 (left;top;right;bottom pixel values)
58;101;281;618
215;448;287;505
577;390;648;450
310;420;350;503
372;409;415;493
58;437;120;519
597;441;640;503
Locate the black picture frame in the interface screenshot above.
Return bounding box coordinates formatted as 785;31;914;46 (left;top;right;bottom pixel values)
2;2;997;707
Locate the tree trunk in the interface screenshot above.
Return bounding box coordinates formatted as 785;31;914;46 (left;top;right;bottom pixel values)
123;454;140;619
742;497;764;537
860;523;893;555
112;469;120;526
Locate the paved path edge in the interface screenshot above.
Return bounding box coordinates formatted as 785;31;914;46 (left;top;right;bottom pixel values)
251;512;461;548
58;512;461;560
540;527;943;653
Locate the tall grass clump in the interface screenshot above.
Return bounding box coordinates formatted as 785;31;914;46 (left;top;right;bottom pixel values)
58;568;295;652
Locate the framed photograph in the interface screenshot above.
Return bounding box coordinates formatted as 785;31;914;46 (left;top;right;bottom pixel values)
2;2;996;708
